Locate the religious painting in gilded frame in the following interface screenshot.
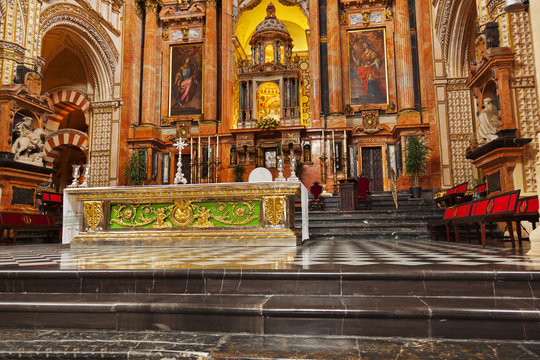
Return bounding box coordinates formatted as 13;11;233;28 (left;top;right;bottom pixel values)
169;43;203;116
347;28;389;106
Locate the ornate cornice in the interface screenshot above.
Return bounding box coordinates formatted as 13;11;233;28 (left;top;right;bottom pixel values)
159;3;206;25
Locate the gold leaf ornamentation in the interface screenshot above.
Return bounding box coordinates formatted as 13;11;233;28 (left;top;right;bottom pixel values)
84;201;103;231
264;196;285;226
170;200;195;227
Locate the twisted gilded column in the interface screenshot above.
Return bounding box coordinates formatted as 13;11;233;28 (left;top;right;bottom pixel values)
395;0;415;112
203;0;217;121
327;0;342;114
308;0;321;127
141;0;159;125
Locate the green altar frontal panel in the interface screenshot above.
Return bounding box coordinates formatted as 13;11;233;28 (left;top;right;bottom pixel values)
67;182;302;247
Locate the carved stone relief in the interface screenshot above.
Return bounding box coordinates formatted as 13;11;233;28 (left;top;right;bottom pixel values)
89;102;113;186
511;11;539;192
447;82;474;185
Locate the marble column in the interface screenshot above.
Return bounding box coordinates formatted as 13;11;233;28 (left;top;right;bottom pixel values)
203;0;218;122
220;0;234;132
308;0;321;127
326;0;342;114
141;0;159;125
395;0;415;111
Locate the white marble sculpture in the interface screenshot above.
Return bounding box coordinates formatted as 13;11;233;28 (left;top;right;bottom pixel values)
477;98;500;144
11;116;46;166
173;137;188;184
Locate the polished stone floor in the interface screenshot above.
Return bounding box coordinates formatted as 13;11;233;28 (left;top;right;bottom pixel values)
0;239;535;270
0;328;539;359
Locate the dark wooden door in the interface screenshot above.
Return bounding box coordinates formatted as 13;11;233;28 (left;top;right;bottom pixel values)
361;147;383;191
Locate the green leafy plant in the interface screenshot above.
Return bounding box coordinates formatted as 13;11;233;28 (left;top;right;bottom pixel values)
233;165;245;182
123;151;146;185
404;136;430;187
256;116;281;129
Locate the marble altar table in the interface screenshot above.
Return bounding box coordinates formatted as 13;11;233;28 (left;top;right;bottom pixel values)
63;182;308;247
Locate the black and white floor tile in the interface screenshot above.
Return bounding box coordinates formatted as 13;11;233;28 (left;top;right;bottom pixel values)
0;240;538;269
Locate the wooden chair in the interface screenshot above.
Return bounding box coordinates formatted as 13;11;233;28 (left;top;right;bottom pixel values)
357;176;372;210
308;181;325;210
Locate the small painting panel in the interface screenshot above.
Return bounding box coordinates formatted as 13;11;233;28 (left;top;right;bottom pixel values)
348;28;388;106
169;43;203;116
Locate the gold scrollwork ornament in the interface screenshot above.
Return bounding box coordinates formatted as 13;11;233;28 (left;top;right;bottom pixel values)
84;201;103;231
264;196;285;226
170;200;195;227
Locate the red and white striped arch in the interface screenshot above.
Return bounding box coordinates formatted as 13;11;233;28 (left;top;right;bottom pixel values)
43;131;88;168
46;89;91;132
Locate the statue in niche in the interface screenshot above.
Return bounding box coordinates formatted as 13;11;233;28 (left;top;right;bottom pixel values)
303;144;311;162
476;97;500;144
230;147;237;166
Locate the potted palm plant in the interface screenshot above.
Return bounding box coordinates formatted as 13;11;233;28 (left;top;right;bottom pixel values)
404;136;430;198
123;150;146;185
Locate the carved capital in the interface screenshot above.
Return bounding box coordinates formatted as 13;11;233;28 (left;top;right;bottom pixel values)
145;0;159;13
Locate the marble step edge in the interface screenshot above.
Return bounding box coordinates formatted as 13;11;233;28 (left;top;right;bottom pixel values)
0;295;539;322
1;268;537;280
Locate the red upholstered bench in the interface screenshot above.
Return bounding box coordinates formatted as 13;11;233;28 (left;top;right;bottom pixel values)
435;182;468;208
449;201;474;243
0;213;60;245
514;196;539;244
428;206;456;241
452;190;521;247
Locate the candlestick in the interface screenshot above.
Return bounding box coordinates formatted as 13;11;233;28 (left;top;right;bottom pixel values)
198;136;201;184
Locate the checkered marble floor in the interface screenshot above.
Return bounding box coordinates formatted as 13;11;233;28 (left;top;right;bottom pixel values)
0;240;538;270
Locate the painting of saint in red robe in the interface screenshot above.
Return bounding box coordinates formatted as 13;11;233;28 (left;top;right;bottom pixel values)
169;44;203;116
348;29;388;106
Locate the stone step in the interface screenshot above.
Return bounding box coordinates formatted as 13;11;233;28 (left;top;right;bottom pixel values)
0;269;538;339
